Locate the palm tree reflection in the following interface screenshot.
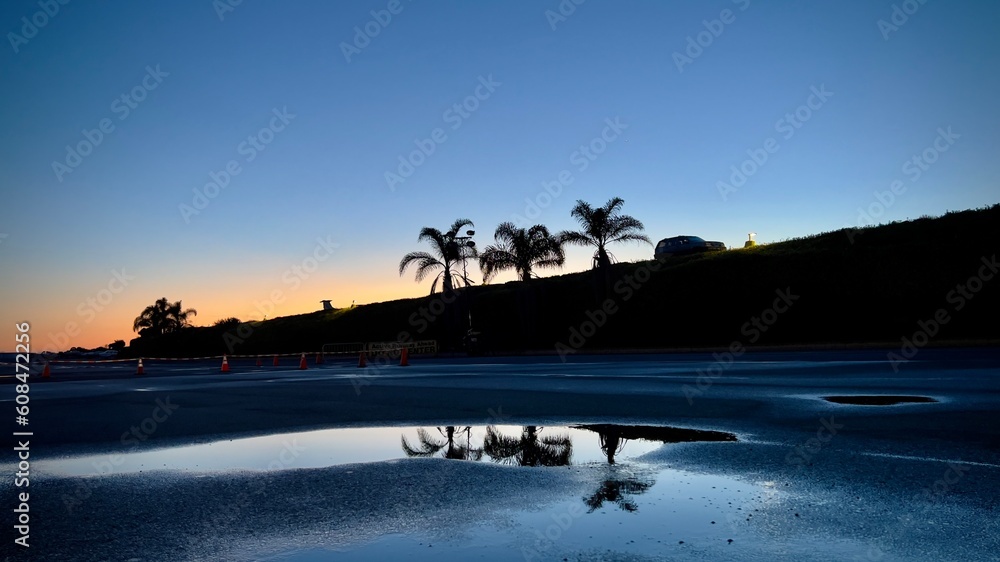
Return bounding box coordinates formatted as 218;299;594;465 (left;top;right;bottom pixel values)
597;427;624;464
575;424;736;464
401;426;483;460
483;426;572;467
400;424;735;468
584;472;655;513
399;424;736;514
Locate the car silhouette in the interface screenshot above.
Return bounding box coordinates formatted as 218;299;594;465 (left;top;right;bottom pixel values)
654;236;726;258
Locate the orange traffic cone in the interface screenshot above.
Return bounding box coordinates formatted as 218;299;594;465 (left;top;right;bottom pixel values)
299;353;308;370
221;355;230;373
273;355;279;366
358;352;367;368
399;347;410;367
136;358;144;375
256;356;262;367
316;352;323;364
42;362;50;378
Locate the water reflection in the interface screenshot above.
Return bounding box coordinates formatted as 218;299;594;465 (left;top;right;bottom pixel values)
401;426;483;460
572;424;737;465
482;426;572;467
584;473;655;513
400;424;736;468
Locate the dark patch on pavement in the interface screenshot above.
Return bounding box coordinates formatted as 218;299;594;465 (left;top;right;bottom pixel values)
823;395;938;405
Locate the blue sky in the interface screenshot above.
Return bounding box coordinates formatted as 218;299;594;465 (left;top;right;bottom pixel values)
1;0;998;349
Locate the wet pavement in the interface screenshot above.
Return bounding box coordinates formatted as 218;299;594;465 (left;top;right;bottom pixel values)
2;348;999;560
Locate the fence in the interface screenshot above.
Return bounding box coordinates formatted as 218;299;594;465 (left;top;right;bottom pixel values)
19;341;439;380
363;340;438;358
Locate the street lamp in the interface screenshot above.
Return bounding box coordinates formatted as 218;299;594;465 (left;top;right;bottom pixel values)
448;230;477;342
451;230;476;287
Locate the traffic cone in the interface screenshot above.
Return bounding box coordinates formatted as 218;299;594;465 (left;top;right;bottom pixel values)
358;352;367;368
399;347;409;367
316;352;323;364
256;356;262;367
136;359;144;375
299;353;308;370
273;355;279;366
221;355;230;373
42;362;50;378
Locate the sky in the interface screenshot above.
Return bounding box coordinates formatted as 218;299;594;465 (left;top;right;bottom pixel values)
1;0;998;351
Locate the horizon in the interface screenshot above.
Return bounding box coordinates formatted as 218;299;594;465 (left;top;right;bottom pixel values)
2;1;999;350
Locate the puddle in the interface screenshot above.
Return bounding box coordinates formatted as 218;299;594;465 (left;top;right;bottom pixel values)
36;424;736;477
823;395;938;405
249;469;791;562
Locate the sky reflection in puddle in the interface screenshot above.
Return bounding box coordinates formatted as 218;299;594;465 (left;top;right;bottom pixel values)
38;424;736;477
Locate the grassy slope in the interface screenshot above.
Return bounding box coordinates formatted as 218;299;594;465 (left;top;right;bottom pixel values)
124;205;999;357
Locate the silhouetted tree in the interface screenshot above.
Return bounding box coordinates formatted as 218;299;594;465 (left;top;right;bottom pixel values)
558;198;651;270
479;222;565;283
132;297;197;337
212;317;242;329
399;218;477;294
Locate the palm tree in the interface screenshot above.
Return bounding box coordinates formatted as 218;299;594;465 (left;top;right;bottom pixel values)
399;218;477;294
558;198;651;270
483;426;572;467
479;222;565;283
132;297;197;337
401;426;483;460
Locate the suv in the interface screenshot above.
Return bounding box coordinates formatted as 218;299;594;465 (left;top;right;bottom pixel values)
654;236;726;258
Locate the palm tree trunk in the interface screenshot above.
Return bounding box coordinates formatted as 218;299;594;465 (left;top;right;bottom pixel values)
591;267;611;304
517;284;537;346
596;246;612;270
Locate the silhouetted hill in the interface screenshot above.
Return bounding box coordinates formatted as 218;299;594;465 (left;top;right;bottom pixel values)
124;204;1000;358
